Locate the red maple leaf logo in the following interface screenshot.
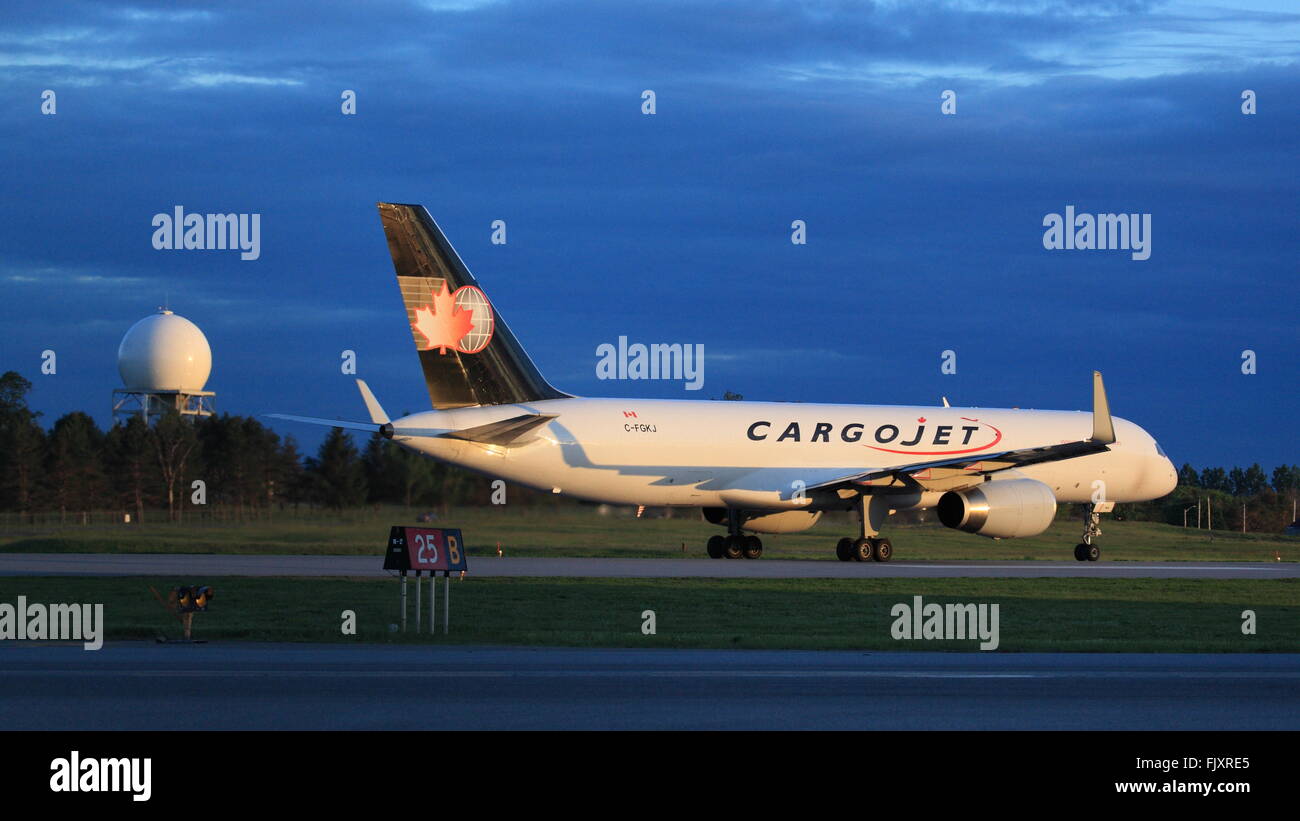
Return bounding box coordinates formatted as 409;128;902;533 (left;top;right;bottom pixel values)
412;283;476;355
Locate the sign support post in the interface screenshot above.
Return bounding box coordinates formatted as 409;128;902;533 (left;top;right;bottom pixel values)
414;570;422;632
429;569;437;634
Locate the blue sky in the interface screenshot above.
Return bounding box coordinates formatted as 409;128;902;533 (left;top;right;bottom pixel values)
1;0;1296;470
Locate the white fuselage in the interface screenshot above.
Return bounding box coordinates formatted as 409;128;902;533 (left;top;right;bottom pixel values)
391;397;1177;510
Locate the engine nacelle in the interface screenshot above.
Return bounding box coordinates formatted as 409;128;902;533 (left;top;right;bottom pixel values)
702;508;823;534
936;478;1057;539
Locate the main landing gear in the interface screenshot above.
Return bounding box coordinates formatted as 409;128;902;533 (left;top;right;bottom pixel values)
706;510;762;559
836;536;892;562
1073;504;1103;562
835;495;893;562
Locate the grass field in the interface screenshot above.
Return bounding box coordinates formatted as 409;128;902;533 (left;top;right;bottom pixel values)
2;575;1295;652
2;506;1296;562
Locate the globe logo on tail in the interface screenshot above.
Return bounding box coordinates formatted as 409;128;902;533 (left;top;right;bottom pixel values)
412;283;494;354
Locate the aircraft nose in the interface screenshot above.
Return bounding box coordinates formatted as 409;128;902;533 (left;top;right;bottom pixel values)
1152;457;1177;497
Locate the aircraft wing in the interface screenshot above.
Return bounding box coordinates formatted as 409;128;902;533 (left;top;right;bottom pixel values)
804;371;1118;495
810;438;1110;494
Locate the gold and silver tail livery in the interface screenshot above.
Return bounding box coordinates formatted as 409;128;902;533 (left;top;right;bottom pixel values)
379;202;568;409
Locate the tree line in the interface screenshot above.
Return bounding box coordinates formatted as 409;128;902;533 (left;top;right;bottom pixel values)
2;370;1296;531
1108;462;1299;533
0;371;546;522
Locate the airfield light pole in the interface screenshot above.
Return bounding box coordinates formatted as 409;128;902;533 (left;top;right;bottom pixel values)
415;570;422;632
1183;506;1196;528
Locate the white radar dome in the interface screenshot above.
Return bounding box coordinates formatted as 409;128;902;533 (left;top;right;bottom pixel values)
117;310;212;392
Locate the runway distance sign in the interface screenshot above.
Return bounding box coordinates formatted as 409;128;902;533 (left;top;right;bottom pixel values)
383;526;468;572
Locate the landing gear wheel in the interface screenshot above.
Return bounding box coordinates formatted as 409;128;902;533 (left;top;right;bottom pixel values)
707;535;725;559
723;535;744;560
872;538;893;562
835;537;854;562
742;535;763;560
852;537;875;562
1077;504;1104;562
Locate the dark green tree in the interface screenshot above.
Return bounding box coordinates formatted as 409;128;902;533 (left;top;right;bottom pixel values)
1228;466;1247;496
153;410;199;522
1273;465;1299;495
0;371;46;515
45;412;106;519
104;416;157;523
1199;467;1228;492
1239;464;1268;497
275;435;307;508
364;433;437;508
306;427;367;509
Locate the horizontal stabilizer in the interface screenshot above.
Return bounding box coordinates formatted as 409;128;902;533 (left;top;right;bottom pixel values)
265;413;454;439
265;409;554;444
264;413;382;433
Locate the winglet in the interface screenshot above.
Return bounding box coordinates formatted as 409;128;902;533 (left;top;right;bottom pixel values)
356;379;390;425
1091;370;1115;444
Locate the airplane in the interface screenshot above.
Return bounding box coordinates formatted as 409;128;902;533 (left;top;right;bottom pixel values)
269;202;1178;563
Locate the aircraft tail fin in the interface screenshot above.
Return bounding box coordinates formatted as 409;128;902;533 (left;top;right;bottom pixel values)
377;202;570;409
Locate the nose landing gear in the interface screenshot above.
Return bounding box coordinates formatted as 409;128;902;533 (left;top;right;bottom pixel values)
1074;504;1104;561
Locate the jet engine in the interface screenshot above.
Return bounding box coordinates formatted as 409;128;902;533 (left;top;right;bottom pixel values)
936;478;1057;539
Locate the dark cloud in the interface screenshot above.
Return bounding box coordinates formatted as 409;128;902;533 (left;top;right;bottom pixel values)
0;0;1295;468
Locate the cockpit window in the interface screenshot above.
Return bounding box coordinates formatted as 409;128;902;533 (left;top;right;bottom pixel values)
1154;440;1167;457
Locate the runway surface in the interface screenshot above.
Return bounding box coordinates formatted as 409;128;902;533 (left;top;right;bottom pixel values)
1;643;1295;730
0;553;1295;578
